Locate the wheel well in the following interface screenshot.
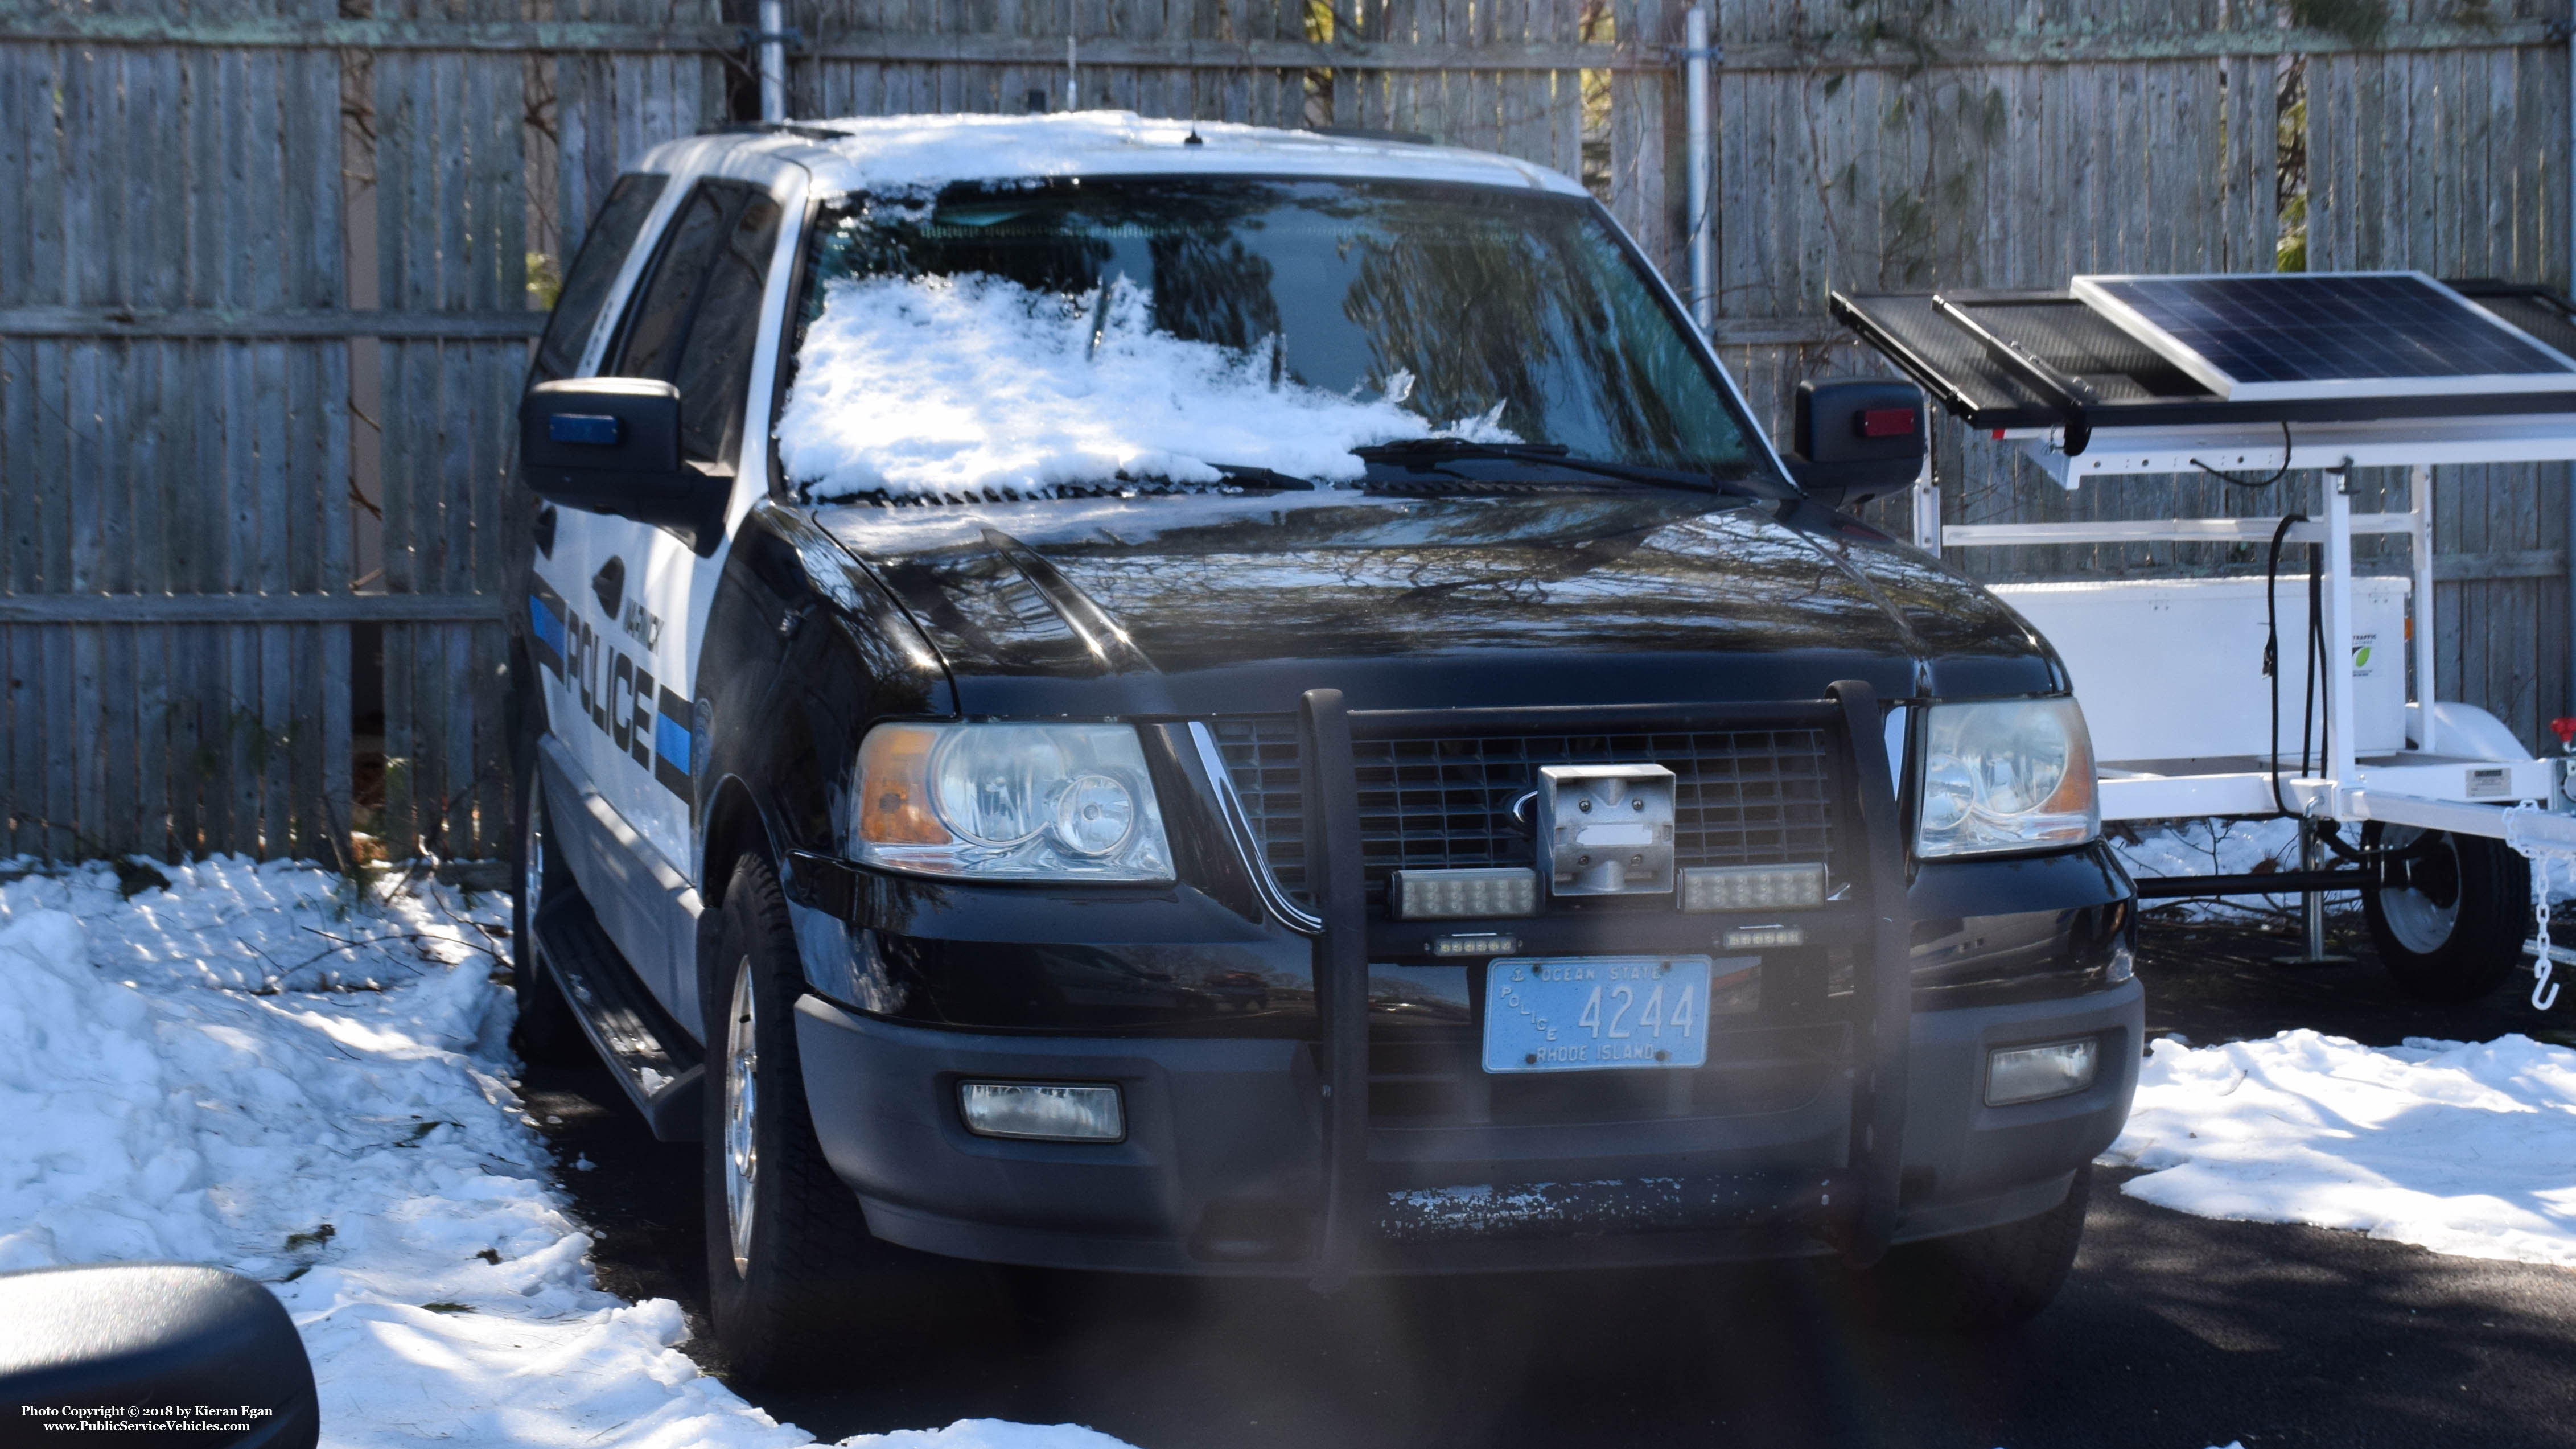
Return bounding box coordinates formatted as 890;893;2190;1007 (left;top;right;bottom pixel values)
698;777;773;913
506;641;543;761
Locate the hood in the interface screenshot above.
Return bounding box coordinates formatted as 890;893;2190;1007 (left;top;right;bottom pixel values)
814;488;2059;717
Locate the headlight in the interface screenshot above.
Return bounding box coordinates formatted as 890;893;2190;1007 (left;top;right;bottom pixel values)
1914;697;2098;858
853;722;1174;882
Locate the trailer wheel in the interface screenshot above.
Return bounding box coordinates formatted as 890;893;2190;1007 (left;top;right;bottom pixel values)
2360;823;2529;1003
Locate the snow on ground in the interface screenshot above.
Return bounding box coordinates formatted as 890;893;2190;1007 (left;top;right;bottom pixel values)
2103;1029;2576;1266
0;857;1135;1449
781;271;1508;499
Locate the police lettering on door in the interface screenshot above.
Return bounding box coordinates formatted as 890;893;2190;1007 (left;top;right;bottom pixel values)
529;579;692;798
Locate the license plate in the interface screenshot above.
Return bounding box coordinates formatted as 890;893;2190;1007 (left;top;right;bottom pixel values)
1482;956;1713;1074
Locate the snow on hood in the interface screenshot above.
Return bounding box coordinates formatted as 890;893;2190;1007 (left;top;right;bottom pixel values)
779;273;1510;499
0;858;1141;1449
2104;1028;2576;1266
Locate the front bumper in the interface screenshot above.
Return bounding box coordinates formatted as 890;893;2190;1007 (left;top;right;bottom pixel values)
792;684;2139;1275
793;974;2139;1274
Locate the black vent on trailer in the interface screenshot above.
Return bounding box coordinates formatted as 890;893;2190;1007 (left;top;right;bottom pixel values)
1208;717;1840;907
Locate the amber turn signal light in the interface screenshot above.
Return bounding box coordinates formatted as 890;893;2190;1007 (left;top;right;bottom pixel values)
854;724;953;845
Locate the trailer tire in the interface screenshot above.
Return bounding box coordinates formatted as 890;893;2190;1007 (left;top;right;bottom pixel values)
2360;824;2528;1004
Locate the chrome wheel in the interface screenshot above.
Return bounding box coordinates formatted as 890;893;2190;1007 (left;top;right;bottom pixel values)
723;958;760;1277
2375;826;2462;956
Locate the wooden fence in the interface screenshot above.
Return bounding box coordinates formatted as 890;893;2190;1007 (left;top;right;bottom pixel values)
1;0;2568;864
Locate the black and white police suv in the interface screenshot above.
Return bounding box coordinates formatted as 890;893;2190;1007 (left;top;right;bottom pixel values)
508;113;2139;1378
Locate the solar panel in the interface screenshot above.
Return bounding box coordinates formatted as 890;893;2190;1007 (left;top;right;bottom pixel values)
2068;271;2576;402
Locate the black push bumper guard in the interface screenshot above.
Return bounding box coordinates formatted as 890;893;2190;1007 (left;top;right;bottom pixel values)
1294;682;1912;1285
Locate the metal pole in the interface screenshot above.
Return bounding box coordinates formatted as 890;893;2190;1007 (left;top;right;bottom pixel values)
1684;5;1715;334
2323;466;2360;790
756;0;787;123
2271;816;2354;966
2410;462;2436;756
1909;437;1940;551
2300;818;2330;957
2279;469;2363;969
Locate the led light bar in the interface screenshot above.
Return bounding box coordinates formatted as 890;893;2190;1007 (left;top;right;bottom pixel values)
1391;867;1538;920
1429;932;1523;957
1678;863;1828;913
1722;924;1807;951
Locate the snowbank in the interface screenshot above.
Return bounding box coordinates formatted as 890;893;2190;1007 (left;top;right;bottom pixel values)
780;273;1506;499
2102;1030;2576;1266
0;858;1135;1449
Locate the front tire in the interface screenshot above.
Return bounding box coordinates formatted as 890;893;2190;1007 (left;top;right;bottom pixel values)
1859;1165;2091;1332
701;853;1003;1383
509;760;584;1064
2360;824;2529;1003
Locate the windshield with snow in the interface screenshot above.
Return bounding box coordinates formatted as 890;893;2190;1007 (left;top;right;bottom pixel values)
776;178;1766;500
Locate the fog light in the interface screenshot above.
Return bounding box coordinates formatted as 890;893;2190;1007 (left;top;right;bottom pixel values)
1392;868;1537;920
1679;863;1827;913
958;1081;1125;1142
1985;1039;2098;1106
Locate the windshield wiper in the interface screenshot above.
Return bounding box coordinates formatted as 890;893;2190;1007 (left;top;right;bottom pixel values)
1351;439;1777;498
1204;461;1324;491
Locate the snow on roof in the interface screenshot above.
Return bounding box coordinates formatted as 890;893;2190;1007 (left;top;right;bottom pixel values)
770;111;1590;199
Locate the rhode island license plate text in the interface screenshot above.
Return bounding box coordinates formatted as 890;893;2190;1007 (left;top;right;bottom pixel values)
1481;956;1714;1073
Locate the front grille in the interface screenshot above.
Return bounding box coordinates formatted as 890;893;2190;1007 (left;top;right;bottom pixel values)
1209;716;1840;905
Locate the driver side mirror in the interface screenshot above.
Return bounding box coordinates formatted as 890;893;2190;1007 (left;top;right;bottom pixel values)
1781;378;1927;513
0;1263;319;1448
519;378;730;551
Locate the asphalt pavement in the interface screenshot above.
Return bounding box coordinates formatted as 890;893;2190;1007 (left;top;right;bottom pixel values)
521;911;2576;1449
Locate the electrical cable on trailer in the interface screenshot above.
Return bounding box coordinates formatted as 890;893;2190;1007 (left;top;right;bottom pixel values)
2262;512;2306;820
2188;421;2298;489
2262;503;2435;865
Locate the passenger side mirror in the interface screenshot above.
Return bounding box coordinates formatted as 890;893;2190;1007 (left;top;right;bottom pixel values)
1782;378;1927;513
519;378;730;550
0;1263;319;1448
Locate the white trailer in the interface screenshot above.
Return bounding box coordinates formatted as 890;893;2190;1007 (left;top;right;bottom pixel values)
1832;274;2576;1008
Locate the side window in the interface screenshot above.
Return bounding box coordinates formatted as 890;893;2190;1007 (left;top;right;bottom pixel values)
531;173;666;383
672;195;784;466
607;184;734;384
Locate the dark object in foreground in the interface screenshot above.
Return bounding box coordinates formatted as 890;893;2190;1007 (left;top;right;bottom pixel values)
0;1263;318;1449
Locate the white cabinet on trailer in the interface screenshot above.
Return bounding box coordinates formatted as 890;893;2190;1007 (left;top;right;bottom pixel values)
1990;575;2413;764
